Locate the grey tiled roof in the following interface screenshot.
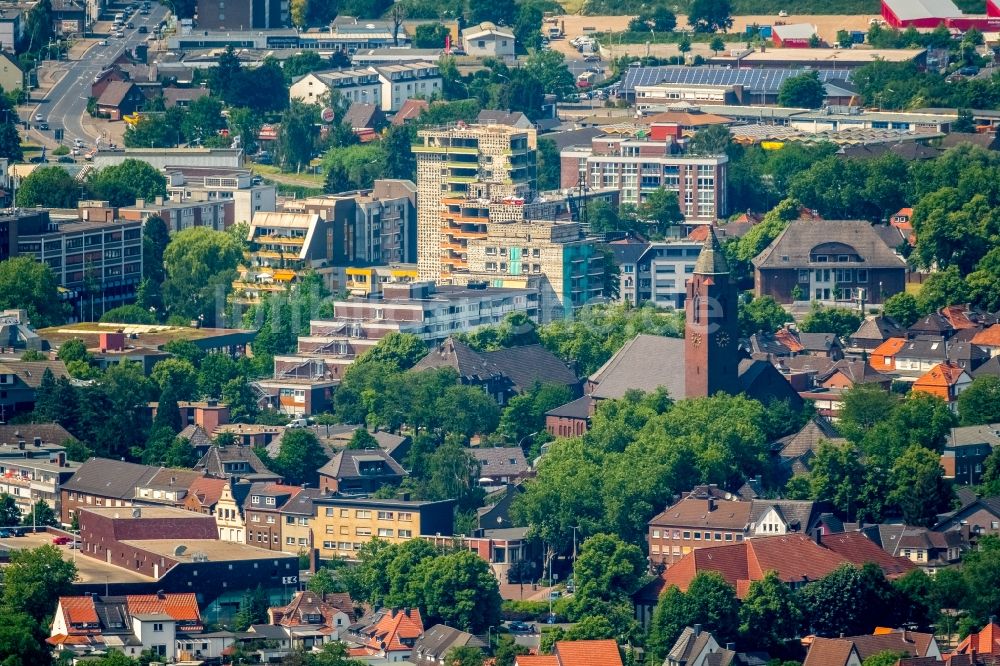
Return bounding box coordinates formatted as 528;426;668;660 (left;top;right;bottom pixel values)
588;334;686;400
753;220;906;269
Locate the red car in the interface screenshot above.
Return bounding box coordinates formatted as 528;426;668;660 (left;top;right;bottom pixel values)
52;536;72;545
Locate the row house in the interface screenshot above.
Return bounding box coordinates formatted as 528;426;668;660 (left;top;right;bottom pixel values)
245;483;304;551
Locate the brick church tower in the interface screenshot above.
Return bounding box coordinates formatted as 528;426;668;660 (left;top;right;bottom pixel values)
685;227;740;398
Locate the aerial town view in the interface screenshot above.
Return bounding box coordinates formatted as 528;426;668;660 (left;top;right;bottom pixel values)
2;0;1000;663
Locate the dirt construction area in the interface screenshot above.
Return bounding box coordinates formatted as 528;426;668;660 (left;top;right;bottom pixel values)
550;13;883;59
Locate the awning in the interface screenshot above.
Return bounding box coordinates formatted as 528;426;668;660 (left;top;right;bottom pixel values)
273;269;296;282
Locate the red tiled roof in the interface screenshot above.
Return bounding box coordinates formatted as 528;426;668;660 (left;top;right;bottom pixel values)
186;477;227;508
804;637;860;666
515;657;560;666
914;362;967;389
775;327;805;353
59;596;99;627
819;532;915;578
956;622;1000;656
127;593;202;627
554;640;623;666
972;325;1000;348
872;337;907;357
941;306;978;330
365;608;423;653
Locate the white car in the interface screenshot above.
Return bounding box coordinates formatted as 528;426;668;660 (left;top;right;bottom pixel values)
34;113;43;122
778;10;788;16
98;39;108;45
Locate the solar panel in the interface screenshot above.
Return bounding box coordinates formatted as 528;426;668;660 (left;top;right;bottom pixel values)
621;66;854;96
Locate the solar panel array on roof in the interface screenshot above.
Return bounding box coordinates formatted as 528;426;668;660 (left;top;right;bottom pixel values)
621;66;854;96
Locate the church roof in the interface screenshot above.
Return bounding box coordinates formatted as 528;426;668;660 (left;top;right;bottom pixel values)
694;226;730;275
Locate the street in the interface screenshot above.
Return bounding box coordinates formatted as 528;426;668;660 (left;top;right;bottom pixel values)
23;3;169;150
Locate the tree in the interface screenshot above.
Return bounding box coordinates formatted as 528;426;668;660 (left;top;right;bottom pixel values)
0;611;49;666
354;332;428;371
652;7;677;32
638;188;683;236
227;107;262;155
678;34;692;55
959;376;1000;426
444;646;484;666
2;545;77;622
809;442;867;520
324;162;351;194
0;121;23;162
223;378;260;423
419;550;502;633
778;71;826;109
574;533;645;607
162;226;243;324
882;292;919;328
687;0;733;33
277;101;318;171
100;304;156;324
21;500;57;527
383;124;416;181
537;138;560;191
267;429;329;486
523;50;576;101
960;535;1000;621
864;652;907;666
124;114;180;148
308;564;346;595
419;437;484;513
738;295;792;337
648;585;689;660
414;23;449;48
689;124;732;156
14;166;80;208
739;571;803;650
837;29;853;48
917;267;970;315
87;159;168;207
709;36;725;55
798;563;900;637
0;257;66;327
0;493;20;527
839;383;898;441
152;357;200;399
181;95;226;145
234;584;270;630
888;444;954;527
800;304;862;339
494;636;529;666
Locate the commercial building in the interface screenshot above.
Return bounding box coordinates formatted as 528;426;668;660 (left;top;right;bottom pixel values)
74;506;299;613
560;130;727;222
195;0;287;30
166;18;407;52
414;123;536;281
752;220;907;306
311;496;455;560
5;209;143;321
91;148;244;170
881;0;1000;30
771;23;818;48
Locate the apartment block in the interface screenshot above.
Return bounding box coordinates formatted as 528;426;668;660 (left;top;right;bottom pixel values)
373;63;441;112
289;68;382;107
284;179;417;268
465;220;603;322
612;240;705;308
119;197;234;233
560;129;727;222
0;436;78;520
233;211;330;304
311;496;455;560
163;168;278;227
9;209;143;321
195;0;287;30
414;124;537;281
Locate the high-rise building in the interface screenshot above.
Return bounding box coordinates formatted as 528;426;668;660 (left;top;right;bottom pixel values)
413;123;537;281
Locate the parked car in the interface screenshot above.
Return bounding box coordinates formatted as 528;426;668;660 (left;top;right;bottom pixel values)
778;10;788;16
544;614;566;624
583;54;601;62
0;529;12;538
37;121;48;130
52;536;72;545
508;621;533;633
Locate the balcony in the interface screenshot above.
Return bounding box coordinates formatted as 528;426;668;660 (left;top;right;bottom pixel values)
255;234;305;245
446;175;478;184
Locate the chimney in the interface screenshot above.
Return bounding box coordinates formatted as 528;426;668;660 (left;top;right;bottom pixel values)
726;643;735;651
693;624;702;636
708;498;716;511
17;440;25;450
54;452;66;467
33;437;42;447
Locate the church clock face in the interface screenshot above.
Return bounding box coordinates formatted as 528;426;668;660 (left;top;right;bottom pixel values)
716;332;730;348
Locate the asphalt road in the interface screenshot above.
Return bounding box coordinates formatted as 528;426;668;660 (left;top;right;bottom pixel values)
28;3;169;150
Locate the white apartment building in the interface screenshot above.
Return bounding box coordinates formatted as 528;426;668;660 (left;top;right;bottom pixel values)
289;68;382;106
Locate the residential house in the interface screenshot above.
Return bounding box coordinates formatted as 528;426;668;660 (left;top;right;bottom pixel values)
412;625;486;665
940;423;1000;484
279;487;321;553
308;425;411;465
178;425;213;457
317;449;406;496
803;631;940;666
96;81;146;121
182;477;227;515
346;607;424;661
289;68;382;107
912;362;973;409
792;359;892;420
890;207;915;244
162;87;211;109
848;315;906;351
342;102;386;140
752;220;906;306
214;424;286;450
0;431;78;522
955;621;1000;660
514;640;624;666
798;332;846;360
411;338;580;406
909;313;957;339
391;98;428;125
664;625;767;666
214;480;251;543
871;337;948;378
0;51;23;99
59;458;204;525
934;496;1000;539
373;63;442;112
545;395;594;438
461;22;515;59
312;496;455;560
194;444;280;483
818;531;916;577
477;110;534;130
971;325;1000;357
267;590;354;648
0;359;71;419
48;593;203;659
469;447;531;485
775;416;846;473
245;483;303;551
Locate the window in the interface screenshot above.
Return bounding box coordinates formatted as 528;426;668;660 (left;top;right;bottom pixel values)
398;529;412;538
153;623;163;632
340;509;349;517
265;496;276;506
377;511;394;520
856;269;868;283
798;269;810;283
652;529;661;538
693;531;701;540
355;510;371;519
356;527;372;536
287;537;295;544
399;512;412;521
682;531;690;539
377;528;394;537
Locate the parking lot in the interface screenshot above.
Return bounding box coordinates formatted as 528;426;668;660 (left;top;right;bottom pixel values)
0;531;153;585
